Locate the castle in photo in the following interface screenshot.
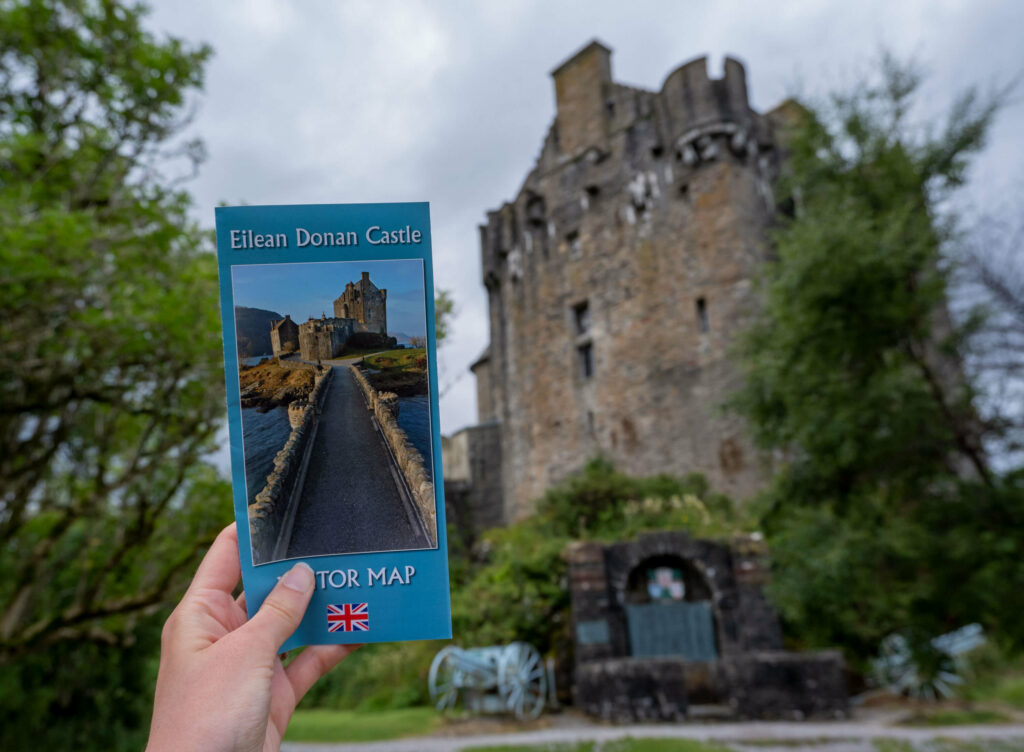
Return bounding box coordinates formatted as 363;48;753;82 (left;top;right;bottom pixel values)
445;41;792;531
270;271;389;361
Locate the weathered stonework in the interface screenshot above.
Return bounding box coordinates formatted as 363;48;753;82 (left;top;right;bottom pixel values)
276;272;390;362
249;366;332;563
576;658;688;722
298;315;353;362
350;364;438;547
270;314;300;357
441;422;503;543
467;41;791;522
334;271;387;334
567;531;848;721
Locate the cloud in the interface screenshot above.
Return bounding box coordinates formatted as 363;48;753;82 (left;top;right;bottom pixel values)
147;0;1024;436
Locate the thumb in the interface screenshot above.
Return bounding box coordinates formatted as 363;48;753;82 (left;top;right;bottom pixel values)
244;562;316;651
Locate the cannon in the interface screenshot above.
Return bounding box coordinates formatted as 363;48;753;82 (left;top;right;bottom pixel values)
428;642;549;720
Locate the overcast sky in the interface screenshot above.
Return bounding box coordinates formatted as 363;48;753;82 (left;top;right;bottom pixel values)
146;0;1024;436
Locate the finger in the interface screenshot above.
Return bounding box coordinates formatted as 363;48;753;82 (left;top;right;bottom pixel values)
235;590;247;613
241;562;315;651
285;644;360;703
186;523;241;596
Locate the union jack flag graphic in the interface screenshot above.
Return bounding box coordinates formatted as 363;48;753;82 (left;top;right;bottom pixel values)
327;603;369;633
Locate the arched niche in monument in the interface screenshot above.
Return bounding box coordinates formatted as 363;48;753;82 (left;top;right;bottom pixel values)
623;554;719;661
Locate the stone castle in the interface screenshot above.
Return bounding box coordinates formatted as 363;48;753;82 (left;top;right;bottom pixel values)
270;271;389;361
445;41;792;529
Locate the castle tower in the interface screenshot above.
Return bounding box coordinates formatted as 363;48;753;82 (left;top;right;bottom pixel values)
333;271;387;335
270;314;299;357
468;42;786;522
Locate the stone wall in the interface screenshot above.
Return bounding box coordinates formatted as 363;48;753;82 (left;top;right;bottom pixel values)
472;42;785;521
298;316;353;362
566;531;848;721
576;658;688;722
441;422;503;542
248;366;332;564
576;653;848;722
568;531;783;663
349;365;437;547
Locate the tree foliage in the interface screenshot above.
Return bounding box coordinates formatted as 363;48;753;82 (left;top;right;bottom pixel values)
452;459;744;657
0;0;229;745
434;288;454;343
730;56;1024;662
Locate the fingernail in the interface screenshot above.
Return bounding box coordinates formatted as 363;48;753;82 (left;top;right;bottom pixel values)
281;562;314;592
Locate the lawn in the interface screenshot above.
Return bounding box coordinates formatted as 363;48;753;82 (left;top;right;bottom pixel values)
361;347;426;372
284;707;439;743
961;658;1024;710
358;347;428;395
901;707;1013;726
464;740;731;752
875;741;1024;752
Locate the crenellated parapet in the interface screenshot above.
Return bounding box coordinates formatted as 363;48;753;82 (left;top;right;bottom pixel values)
657;56;773;177
478;44;780;294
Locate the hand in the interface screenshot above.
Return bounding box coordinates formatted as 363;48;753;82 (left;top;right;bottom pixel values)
147;523;357;752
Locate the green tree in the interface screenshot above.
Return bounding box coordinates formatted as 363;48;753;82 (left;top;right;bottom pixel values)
0;0;229;746
434;288;454;343
730;57;1024;662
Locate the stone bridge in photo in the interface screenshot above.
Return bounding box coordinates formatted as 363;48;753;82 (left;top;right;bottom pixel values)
248;357;435;564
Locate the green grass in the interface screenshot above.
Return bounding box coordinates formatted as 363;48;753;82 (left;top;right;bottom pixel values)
739;741;858;748
603;741;733;752
463;744;595;752
901;708;1013;727
465;741;730;752
955;646;1024;710
962;671;1024;709
362;347;426;372
339;345;393;359
875;741;1024;752
873;742;916;752
283;707;439;743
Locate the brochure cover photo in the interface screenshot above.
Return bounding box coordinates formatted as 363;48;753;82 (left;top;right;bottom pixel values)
215;202;451;649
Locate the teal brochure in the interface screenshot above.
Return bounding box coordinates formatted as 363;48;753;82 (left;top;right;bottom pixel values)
214;202;451;649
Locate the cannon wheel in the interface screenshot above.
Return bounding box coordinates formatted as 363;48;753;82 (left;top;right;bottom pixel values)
428;645;461;713
497;642;547;720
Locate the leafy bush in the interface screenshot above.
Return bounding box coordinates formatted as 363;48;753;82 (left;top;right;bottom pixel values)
453;459;747;657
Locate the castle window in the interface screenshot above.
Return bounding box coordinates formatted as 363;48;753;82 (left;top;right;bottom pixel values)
573;301;590;335
578;343;594;379
526;195;546;227
585;184;600;198
651;145;664;159
567;230;581;259
696;297;709;333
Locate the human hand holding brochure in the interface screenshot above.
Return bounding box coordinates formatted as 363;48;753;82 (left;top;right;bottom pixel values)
214;202;452;650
